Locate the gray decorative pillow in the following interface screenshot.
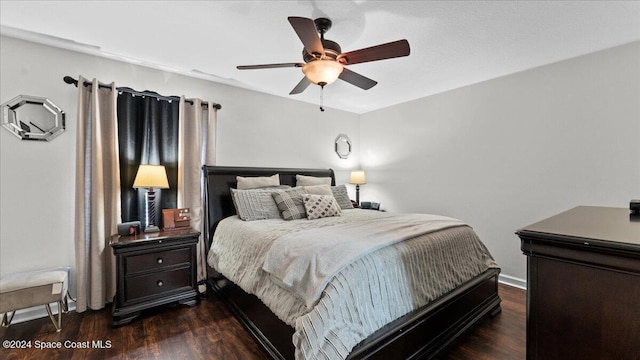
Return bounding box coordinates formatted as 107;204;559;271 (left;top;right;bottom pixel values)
231;186;289;221
272;188;307;220
301;184;333;196
303;194;342;220
236;174;280;190
331;184;354;210
296;174;332;186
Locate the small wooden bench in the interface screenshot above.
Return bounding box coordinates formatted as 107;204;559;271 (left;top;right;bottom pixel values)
0;267;69;332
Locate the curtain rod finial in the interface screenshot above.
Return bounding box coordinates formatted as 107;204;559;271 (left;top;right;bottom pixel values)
63;76;78;86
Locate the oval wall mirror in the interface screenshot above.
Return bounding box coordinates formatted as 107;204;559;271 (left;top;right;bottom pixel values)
335;134;352;159
1;95;65;141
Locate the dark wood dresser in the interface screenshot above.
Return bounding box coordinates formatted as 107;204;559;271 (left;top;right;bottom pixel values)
110;228;200;326
517;206;640;360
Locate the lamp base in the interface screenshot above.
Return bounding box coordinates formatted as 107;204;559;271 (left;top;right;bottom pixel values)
144;225;160;233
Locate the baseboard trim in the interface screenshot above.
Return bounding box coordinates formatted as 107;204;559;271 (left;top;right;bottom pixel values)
4;276;525;324
498;274;527;290
2;300;77;325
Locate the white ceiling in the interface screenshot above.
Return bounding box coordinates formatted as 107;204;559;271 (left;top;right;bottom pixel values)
1;1;639;114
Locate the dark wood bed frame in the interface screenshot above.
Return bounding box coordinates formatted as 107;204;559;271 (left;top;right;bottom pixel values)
203;165;501;360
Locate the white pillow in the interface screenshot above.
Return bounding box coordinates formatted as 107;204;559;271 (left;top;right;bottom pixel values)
236;174;280;190
296;174;331;186
301;184;333;196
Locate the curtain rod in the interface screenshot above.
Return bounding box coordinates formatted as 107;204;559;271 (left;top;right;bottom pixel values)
63;76;222;110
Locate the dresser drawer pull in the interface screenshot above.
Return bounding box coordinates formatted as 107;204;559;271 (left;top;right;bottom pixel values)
157;280;164;287
157;258;163;264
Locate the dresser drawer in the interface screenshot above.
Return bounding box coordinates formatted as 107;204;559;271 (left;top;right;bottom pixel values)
124;267;192;303
125;247;191;274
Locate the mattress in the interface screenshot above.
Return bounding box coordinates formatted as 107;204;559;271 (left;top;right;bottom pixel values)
207;209;498;359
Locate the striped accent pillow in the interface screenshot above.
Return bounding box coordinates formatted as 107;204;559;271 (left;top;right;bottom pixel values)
331;185;354;210
272;188;307;220
231;186;290;221
303;194;342;220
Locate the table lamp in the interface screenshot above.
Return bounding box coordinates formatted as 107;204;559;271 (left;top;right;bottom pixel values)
349;170;367;206
133;164;169;233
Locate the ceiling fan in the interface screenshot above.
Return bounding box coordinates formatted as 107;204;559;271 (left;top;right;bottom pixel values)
237;17;411;95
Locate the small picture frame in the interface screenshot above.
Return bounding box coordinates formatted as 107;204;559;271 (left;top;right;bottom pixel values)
117;221;141;236
128;224;140;235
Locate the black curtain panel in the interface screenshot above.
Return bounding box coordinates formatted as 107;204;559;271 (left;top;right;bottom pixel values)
117;90;180;228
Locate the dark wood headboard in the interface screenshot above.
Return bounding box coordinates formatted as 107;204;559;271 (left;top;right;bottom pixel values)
202;166;335;249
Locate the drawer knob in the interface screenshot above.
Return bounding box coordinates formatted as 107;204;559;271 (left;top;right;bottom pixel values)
157;280;164;287
157;258;163;264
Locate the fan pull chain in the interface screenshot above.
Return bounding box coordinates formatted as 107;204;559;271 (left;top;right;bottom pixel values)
320;85;325;112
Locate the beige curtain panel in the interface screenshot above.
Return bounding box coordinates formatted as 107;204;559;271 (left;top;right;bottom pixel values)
74;76;121;312
178;97;217;290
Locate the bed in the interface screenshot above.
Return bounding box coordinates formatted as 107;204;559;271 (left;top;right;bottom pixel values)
203;165;501;360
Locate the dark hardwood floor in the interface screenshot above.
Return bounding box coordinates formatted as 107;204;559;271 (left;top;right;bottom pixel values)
441;284;525;360
0;283;525;359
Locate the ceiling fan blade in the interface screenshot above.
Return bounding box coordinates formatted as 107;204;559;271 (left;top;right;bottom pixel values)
290;77;311;95
338;39;410;65
237;63;304;70
338;68;377;90
288;17;324;57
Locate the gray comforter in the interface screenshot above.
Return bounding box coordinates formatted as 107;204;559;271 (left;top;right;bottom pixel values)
207;209;498;359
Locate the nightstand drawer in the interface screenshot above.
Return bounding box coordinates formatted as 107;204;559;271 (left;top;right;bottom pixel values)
124;267;192;303
125;247;191;274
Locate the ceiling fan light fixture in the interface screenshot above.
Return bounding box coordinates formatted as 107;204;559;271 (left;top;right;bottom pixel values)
302;60;344;86
237;17;410;94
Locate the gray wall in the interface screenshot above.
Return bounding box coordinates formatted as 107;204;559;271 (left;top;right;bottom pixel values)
360;41;640;282
2;35;638;295
0;36;360;292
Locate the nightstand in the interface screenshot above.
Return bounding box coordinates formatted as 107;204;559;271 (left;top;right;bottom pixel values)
110;228;200;326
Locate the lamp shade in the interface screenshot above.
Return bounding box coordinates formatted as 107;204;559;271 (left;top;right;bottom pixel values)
302;60;344;86
133;164;169;189
349;170;367;185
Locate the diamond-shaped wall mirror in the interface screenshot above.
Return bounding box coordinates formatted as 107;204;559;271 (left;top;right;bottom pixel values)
1;95;65;141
